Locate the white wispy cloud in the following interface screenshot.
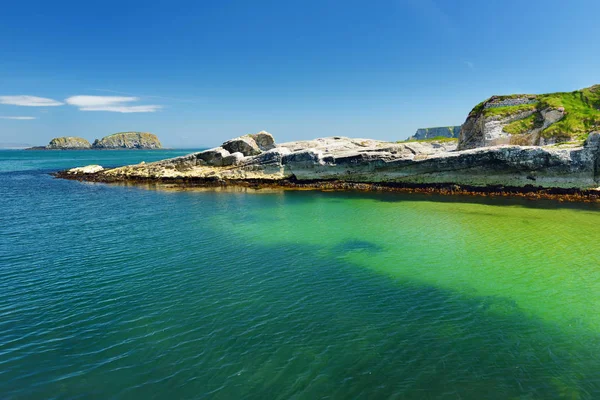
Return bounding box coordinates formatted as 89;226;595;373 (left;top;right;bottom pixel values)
0;116;37;120
91;88;199;104
0;95;64;107
65;95;162;113
80;105;162;113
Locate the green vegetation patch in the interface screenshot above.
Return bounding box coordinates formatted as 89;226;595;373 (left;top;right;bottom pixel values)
537;88;600;140
469;85;600;142
482;103;537;118
470;94;537;117
503;114;542;135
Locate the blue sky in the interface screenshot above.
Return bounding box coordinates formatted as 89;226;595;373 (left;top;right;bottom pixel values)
1;0;599;148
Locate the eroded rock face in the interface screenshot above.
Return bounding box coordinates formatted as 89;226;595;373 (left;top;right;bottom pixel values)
457;95;570;150
47;137;92;149
92;132;162;149
540;109;565;129
458;109;537;150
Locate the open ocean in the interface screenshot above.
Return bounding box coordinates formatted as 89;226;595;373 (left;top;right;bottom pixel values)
1;149;600;399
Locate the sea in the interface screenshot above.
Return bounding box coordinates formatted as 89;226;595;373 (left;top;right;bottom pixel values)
1;149;600;399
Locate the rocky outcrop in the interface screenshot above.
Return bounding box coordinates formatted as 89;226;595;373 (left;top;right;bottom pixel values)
92;132;162;149
221;131;275;156
409;126;461;141
458;85;600;150
67;165;104;174
458;106;539;149
222;137;261;156
42;137;92;149
58;131;600;193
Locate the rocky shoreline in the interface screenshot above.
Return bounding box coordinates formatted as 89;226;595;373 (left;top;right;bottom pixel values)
49;85;600;202
53;170;600;202
54;130;600;202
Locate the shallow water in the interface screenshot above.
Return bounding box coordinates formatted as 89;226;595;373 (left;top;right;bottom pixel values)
1;150;600;399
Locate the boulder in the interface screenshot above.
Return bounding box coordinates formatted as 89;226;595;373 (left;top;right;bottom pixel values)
222;136;262;156
248;131;276;151
196;147;231;166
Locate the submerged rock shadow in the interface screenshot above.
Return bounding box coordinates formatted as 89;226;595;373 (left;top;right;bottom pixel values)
332;239;385;255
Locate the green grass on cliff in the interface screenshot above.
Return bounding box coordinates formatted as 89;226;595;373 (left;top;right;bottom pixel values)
470;94;537;117
472;85;600;141
503;114;542;135
482;103;537;118
537;87;600;139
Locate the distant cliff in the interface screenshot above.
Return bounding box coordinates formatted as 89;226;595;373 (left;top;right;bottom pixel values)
25;136;92;150
92;132;162;149
458;85;600;150
408;126;461;141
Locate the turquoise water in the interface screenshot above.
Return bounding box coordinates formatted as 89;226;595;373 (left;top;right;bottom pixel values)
1;150;600;399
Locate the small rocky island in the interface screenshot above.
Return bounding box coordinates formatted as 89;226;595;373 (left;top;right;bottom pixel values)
92;132;162;149
27;136;92;150
29;132;162;150
48;137;92;149
58;85;600;201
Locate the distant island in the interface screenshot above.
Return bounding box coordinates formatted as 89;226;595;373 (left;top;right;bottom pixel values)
58;85;600;201
28;132;162;150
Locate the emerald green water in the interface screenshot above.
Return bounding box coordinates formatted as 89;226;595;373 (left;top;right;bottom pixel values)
1;150;600;398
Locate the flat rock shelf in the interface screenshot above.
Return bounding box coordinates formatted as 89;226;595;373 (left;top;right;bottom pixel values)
55;131;600;202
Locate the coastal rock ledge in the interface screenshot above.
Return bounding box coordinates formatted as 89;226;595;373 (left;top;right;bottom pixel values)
57;130;600;199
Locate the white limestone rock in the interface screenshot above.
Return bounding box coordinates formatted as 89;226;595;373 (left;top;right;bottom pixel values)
68;165;104;174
